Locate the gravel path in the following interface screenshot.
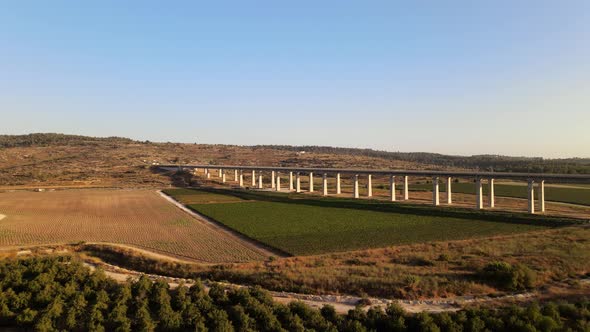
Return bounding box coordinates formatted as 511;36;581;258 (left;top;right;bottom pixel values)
86;260;536;314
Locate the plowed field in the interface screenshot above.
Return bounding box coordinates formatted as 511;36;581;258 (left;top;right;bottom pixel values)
0;189;267;262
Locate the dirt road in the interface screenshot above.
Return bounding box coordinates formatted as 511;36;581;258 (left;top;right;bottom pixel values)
87;260;538;314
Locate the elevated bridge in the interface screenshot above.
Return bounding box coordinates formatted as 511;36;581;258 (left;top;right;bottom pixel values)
158;164;590;214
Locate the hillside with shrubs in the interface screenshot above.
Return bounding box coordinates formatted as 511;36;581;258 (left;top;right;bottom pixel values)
2;133;588;189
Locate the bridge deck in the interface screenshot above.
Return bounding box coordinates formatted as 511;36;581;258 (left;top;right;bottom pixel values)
159;165;590;183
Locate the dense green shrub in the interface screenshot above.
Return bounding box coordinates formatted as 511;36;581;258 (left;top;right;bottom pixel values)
480;261;537;290
0;256;588;331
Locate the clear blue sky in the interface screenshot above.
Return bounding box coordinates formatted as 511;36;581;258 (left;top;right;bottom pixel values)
1;1;589;158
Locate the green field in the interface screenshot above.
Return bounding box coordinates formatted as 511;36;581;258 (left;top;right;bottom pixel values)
165;189;567;256
410;182;590;206
164;188;245;204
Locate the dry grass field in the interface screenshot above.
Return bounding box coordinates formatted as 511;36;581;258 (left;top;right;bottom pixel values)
0;189;268;262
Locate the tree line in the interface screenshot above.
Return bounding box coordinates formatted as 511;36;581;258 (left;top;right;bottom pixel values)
1;256;589;331
0;133;134;148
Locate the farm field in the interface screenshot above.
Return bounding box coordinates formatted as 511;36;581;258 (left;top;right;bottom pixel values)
0;189;267;262
411;182;590;206
165;189;563;256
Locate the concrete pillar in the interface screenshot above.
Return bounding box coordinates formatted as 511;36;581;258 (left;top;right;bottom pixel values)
336;173;341;194
222;172;226;183
218;169;222;178
276;173;281;191
353;175;359;198
403;176;409;200
234;169;238;181
390;175;396;201
489;178;495;208
528;180;535;214
289;172;294;191
322;173;328;196
206;168;210;179
476;178;483;209
296;173;301;193
309;172;314;192
539;180;545;212
367;174;373;197
239;171;244;187
271;171;276;189
433;177;440;206
258;174;263;189
446;177;452;204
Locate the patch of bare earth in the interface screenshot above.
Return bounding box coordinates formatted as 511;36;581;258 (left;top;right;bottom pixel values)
0;189;268;263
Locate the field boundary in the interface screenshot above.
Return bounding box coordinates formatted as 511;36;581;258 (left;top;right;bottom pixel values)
0;241;203;264
158;190;289;258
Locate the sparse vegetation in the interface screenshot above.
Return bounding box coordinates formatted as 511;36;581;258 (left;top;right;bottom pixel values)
0;133;134;148
0;134;445;188
3;134;589;190
82;244;194;278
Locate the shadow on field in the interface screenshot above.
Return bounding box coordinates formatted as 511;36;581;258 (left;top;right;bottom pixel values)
151;166;206;187
179;187;583;228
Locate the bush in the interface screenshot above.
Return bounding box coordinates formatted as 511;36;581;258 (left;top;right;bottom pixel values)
479;261;537;291
437;254;450;262
2;256;590;332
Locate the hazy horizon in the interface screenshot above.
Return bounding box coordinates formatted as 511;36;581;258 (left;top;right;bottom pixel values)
2;1;589;158
5;131;590;160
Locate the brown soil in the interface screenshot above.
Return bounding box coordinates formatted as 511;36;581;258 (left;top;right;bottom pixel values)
0;189;268;262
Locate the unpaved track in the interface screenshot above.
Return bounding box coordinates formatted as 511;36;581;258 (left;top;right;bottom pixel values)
87;260;538;314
